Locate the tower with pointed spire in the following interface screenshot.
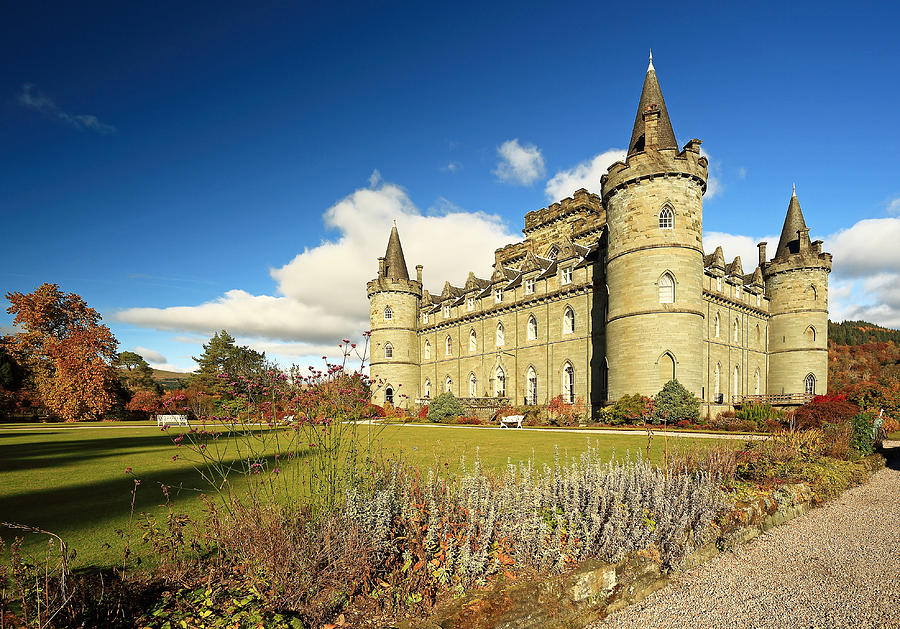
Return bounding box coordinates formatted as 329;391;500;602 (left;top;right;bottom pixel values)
366;224;422;408
762;188;832;396
600;52;709;399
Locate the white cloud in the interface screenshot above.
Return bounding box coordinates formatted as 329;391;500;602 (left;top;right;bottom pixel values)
133;346;167;364
441;161;462;173
115;179;520;360
737;167;747;180
825;217;900;278
493;139;545;185
18;84;116;134
544;149;626;201
886;198;900;215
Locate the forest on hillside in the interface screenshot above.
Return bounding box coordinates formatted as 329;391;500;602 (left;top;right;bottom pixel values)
828;320;900;418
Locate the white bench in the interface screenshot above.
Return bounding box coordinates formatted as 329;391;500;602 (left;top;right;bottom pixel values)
499;414;524;428
156;414;190;427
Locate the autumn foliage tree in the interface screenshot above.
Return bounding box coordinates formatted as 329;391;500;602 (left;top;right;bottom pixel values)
5;283;119;421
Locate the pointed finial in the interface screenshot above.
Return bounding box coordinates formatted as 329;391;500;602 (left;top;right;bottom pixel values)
393;218;397;226
648;48;654;71
792;182;796;197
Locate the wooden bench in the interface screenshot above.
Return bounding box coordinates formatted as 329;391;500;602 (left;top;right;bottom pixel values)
499;414;524;428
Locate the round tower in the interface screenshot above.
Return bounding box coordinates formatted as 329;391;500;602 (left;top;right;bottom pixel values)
763;188;832;397
600;54;709;399
366;224;421;409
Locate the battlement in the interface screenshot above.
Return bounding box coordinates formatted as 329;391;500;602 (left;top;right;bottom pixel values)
763;249;832;277
366;276;422;298
601;140;707;203
523;188;603;234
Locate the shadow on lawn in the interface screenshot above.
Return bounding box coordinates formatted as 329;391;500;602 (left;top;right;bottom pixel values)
0;429;278;473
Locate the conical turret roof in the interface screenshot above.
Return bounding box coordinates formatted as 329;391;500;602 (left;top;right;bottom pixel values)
774;187;810;260
383;224;410;280
628;52;678;156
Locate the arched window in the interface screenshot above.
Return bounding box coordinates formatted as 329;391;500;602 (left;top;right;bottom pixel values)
805;373;816;395
527;315;538;341
755;324;761;347
805;326;816;343
733;366;741;397
494;366;506;397
383;342;393;359
658;206;674;229
445;376;453;393
809;285;817;301
658;352;675;388
658;273;675;304
469;373;477;397
714;363;721;398
469;329;477;353
385;386;394;405
563;307;575;334
755;367;761;395
445;336;452;356
496;322;505;347
714;312;720;338
733;318;740;343
526;367;537;405
563;362;575;403
383;306;393;320
424;379;431;398
424;340;431;360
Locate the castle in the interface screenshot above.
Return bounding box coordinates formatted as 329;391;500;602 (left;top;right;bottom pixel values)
366;56;831;417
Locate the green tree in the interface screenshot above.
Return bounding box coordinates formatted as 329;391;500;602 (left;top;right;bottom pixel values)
113;350;159;393
652;379;700;425
190;330;267;398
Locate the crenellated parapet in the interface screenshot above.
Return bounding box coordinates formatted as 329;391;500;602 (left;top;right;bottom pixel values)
523;188;604;234
601;138;707;203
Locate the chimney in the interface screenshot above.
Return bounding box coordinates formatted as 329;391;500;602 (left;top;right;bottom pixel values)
812;240;823;254
797;228;810;253
378;257;386;278
643;108;660;149
757;242;767;267
416;264;423;284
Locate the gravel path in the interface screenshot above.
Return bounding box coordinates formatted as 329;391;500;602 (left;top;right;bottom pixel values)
590;442;900;629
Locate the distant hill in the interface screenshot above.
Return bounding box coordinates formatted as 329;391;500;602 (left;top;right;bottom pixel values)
829;320;900;345
152;368;191;391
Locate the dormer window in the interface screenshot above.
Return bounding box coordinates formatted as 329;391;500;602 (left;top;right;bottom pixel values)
716;276;722;292
525;279;535;295
494;288;503;303
422;312;429;325
561;268;572;285
756;293;761;307
383;306;393;320
467;297;475;311
736;284;742;300
443;305;451;318
547;245;559;260
658;207;674;229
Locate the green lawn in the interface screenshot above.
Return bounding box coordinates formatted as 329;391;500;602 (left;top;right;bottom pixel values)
0;422;732;569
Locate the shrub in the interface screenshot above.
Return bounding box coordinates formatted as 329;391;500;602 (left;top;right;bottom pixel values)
794;395;859;429
735;403;784;431
850;412;875;456
363;403;386;418
667;444;737;480
417;404;429;419
456;416;483;425
652;380;700;425
547;396;586;426
822;422;852;460
608;394;649;425
882;416;900;433
426;392;465;423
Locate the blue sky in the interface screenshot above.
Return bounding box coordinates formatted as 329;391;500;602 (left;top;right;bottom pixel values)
2;1;899;372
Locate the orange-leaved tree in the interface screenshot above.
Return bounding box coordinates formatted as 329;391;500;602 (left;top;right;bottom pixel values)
5;283;119;421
